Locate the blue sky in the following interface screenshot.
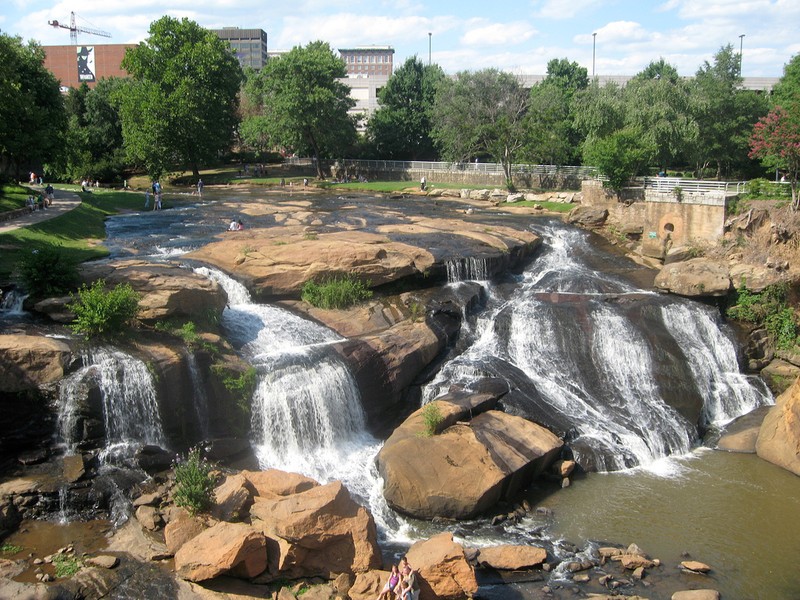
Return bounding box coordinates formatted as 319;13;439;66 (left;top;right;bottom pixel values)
3;0;797;77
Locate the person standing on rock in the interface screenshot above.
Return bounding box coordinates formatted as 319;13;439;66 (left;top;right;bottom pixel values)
420;176;426;191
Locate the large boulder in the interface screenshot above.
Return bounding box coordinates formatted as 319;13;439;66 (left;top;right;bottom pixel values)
0;334;72;391
377;394;563;519
565;206;608;228
756;378;800;475
212;473;252;521
241;469;318;498
729;263;783;292
476;545;548;570
715;406;771;453
654;258;731;297
249;479;381;579
80;259;227;322
406;532;478;600
174;521;267;582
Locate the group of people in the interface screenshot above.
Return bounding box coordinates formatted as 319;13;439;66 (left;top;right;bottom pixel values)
80;179;101;192
377;557;419;600
144;181;163;210
228;219;245;231
26;184;54;212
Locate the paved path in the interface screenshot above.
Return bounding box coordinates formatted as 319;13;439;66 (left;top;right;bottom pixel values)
0;188;82;235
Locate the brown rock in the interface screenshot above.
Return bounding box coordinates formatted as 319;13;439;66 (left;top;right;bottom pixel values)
348;571;387;600
620;554;655;570
598;547;623;559
565;206;608;228
553;459;575;478
85;555;119;569
671;590;720;600
760;359;800;396
79;259;227;322
0;334;72;392
680;560;712;573
406;532;478;600
654;258;731;297
377;402;562;520
241;469;318;498
212;473;252;521
756;377;800;476
135;505;163;531
164;509;210;555
729;263;783;292
62;454;85;483
132;492;160;507
174;521;267;582
477;545;547;570
249;479;381;579
715;407;770;453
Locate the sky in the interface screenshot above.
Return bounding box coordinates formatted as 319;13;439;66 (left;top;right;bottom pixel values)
2;0;798;78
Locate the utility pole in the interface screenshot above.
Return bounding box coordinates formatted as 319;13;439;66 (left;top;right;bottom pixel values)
592;32;597;78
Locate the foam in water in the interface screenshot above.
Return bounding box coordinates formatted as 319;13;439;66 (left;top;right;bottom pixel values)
446;256;491;282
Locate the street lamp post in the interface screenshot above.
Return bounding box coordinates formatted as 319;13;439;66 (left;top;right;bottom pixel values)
428;32;432;66
592;32;597;78
739;34;745;74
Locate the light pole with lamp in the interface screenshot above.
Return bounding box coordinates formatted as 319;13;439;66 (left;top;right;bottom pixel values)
592;32;597;78
738;34;745;74
428;32;432;66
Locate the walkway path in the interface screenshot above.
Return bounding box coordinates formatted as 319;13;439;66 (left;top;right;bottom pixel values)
0;188;82;235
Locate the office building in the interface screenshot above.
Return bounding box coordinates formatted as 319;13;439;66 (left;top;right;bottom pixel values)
339;46;394;77
211;27;269;70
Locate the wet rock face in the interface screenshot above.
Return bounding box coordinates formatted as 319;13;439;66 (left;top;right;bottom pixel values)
757;377;800;475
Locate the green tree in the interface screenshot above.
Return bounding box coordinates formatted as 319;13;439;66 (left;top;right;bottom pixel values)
692;44;768;178
365;56;445;160
543;58;589;99
625;63;698;172
243;41;357;179
431;69;529;189
117;17;243;179
523;83;573;165
771;53;800;108
583;127;654;193
0;33;66;181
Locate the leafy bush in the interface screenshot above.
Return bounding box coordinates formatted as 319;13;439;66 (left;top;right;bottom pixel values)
17;245;79;299
728;284;799;350
745;178;792;200
68;279;140;339
420;402;444;437
301;275;373;309
52;553;83;577
0;543;22;555
172;447;216;515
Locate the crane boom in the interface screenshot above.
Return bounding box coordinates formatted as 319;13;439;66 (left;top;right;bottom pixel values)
48;12;111;45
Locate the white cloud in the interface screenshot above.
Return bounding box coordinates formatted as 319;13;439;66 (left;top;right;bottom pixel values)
460;20;536;47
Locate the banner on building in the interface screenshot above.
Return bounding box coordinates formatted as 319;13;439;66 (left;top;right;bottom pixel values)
77;46;96;82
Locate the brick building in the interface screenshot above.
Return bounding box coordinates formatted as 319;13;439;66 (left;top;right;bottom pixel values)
43;44;134;90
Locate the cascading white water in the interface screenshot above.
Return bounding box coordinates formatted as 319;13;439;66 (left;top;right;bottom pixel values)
446;256;491;282
57;347;165;458
0;289;28;314
661;302;772;425
193;265;407;538
422;222;772;472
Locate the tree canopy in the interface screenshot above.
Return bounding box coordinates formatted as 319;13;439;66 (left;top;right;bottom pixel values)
365;57;445;160
432;69;529;188
0;33;66;180
243;41;357;178
117;16;243;179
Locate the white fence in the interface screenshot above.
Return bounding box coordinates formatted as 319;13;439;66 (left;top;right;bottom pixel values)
642;177;747;194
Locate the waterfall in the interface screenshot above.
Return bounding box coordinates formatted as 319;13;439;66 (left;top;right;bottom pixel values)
185;352;210;440
661;302;772;425
446;256;491;282
0;289;28;314
193;266;406;537
422;221;772;472
57;347;165;458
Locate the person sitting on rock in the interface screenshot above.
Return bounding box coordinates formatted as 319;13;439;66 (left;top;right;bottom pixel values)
377;564;399;600
398;568;420;600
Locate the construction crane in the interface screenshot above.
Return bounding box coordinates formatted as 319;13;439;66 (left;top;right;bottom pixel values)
48;12;111;45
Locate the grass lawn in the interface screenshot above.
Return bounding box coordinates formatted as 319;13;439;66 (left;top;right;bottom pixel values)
0;183;37;212
0;188;184;284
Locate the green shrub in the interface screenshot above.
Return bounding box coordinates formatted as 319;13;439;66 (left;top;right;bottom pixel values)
728;284;799;350
0;543;22;555
17;245;79;299
68;279;140;339
172;447;216;515
52;553;83;577
745;178;792;200
420;402;444;437
301;275;373;310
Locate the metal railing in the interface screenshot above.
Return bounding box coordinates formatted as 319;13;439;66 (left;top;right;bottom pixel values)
643;177;747;194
